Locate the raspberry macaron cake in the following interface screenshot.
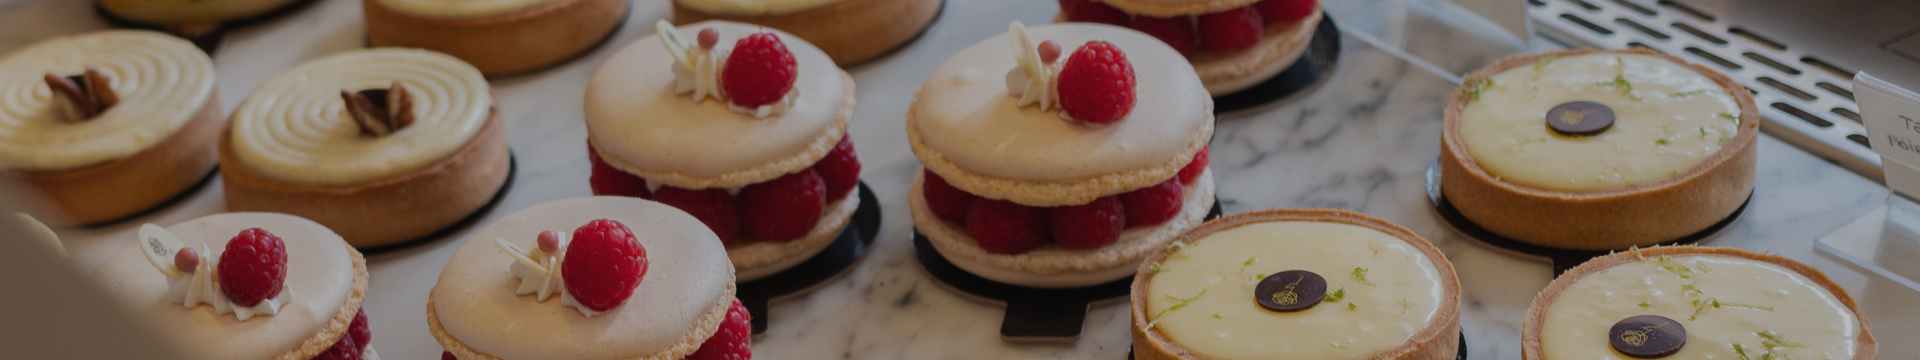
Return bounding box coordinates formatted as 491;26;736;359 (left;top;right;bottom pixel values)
89;213;376;359
1058;0;1322;95
428;196;749;360
909;22;1216;289
364;0;629;76
671;0;942;65
220;48;511;249
0;30;222;226
585;21;862;281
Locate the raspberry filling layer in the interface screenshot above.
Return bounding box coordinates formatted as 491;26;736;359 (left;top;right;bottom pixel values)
440;299;751;360
311;309;371;360
925;146;1209;255
588;136;860;244
1059;0;1318;57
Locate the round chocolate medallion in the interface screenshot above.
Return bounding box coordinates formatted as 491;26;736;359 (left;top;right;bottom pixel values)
1254;270;1327;312
1545;101;1615;136
1609;315;1686;358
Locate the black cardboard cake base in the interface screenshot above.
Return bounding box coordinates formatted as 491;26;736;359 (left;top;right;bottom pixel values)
1212;12;1343;119
1422;161;1751;276
357;150;518;255
1128;330;1468;359
95;0;324;53
737;181;881;335
912;198;1224;342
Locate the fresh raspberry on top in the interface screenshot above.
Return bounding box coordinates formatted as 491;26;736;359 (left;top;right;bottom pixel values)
966;199;1050;254
722;33;798;109
1049;196;1126;249
1199;6;1264;53
1178;146;1210;185
810;135;861;201
1131;15;1199;57
348;309;371;352
738;169;826;242
921;170;976;225
1057;41;1137;124
653;186;741;240
684;298;753;360
218;228;286;307
1059;0;1130;26
1254;0;1317;22
587;140;649;199
563;219;649;312
1119;179;1184;226
312;334;360;360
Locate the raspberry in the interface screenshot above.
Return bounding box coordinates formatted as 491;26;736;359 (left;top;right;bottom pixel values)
1057;41;1137;124
218;228;286;307
1119;179;1184;226
312;335;360;360
1254;0;1316;22
921;170;976;225
738;169;826;242
1131;15;1199;57
721;33;797;108
652;186;741;240
684;298;753;360
1058;0;1129;26
810;135;861;201
442;352;456;360
1049;196;1125;249
1178;146;1209;185
348;309;371;352
1199;6;1263;53
966;199;1050;254
562;219;649;312
587;140;649;199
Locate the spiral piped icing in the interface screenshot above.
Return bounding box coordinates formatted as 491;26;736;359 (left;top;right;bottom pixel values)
230;48;490;186
0;30;214;172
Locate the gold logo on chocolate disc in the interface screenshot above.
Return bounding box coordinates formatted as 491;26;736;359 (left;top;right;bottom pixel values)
1272;277;1303;305
1620;321;1668;346
1559;109;1594;125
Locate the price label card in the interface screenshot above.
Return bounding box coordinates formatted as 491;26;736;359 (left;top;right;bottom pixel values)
1855;72;1920;196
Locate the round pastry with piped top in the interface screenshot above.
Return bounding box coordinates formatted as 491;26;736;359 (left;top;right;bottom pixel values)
1522;246;1876;360
363;0;629;76
671;0;942;66
0;30;223;226
584;20;863;281
219;48;511;249
90;212;377;360
1130;209;1461;360
908;22;1216;289
1440;48;1759;250
1055;0;1323;95
427;196;751;360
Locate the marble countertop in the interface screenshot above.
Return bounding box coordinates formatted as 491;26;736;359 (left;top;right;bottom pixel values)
8;0;1916;358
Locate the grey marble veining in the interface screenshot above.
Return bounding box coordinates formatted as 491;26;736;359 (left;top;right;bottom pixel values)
6;0;1916;358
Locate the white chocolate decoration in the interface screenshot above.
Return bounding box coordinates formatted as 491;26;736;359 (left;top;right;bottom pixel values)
1145;222;1444;360
1540;254;1859;359
1004;22;1059;112
97;0;305;24
912;24;1210;183
654;20;800;119
1457;53;1742;191
374;0;555;19
0;30;213;172
90;213;356;360
230;48;491;186
586;21;843;186
674;0;846;16
491;233;610;318
434;197;733;360
138;224;293;321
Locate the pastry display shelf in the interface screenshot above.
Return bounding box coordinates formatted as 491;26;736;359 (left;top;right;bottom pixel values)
5;0;1917;358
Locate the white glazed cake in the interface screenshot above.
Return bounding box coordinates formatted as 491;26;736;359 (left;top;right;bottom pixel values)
220;48;511;249
0;30;223;225
908;22;1216;289
1132;209;1461;360
1523;246;1877;360
429;196;745;360
90;213;374;360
